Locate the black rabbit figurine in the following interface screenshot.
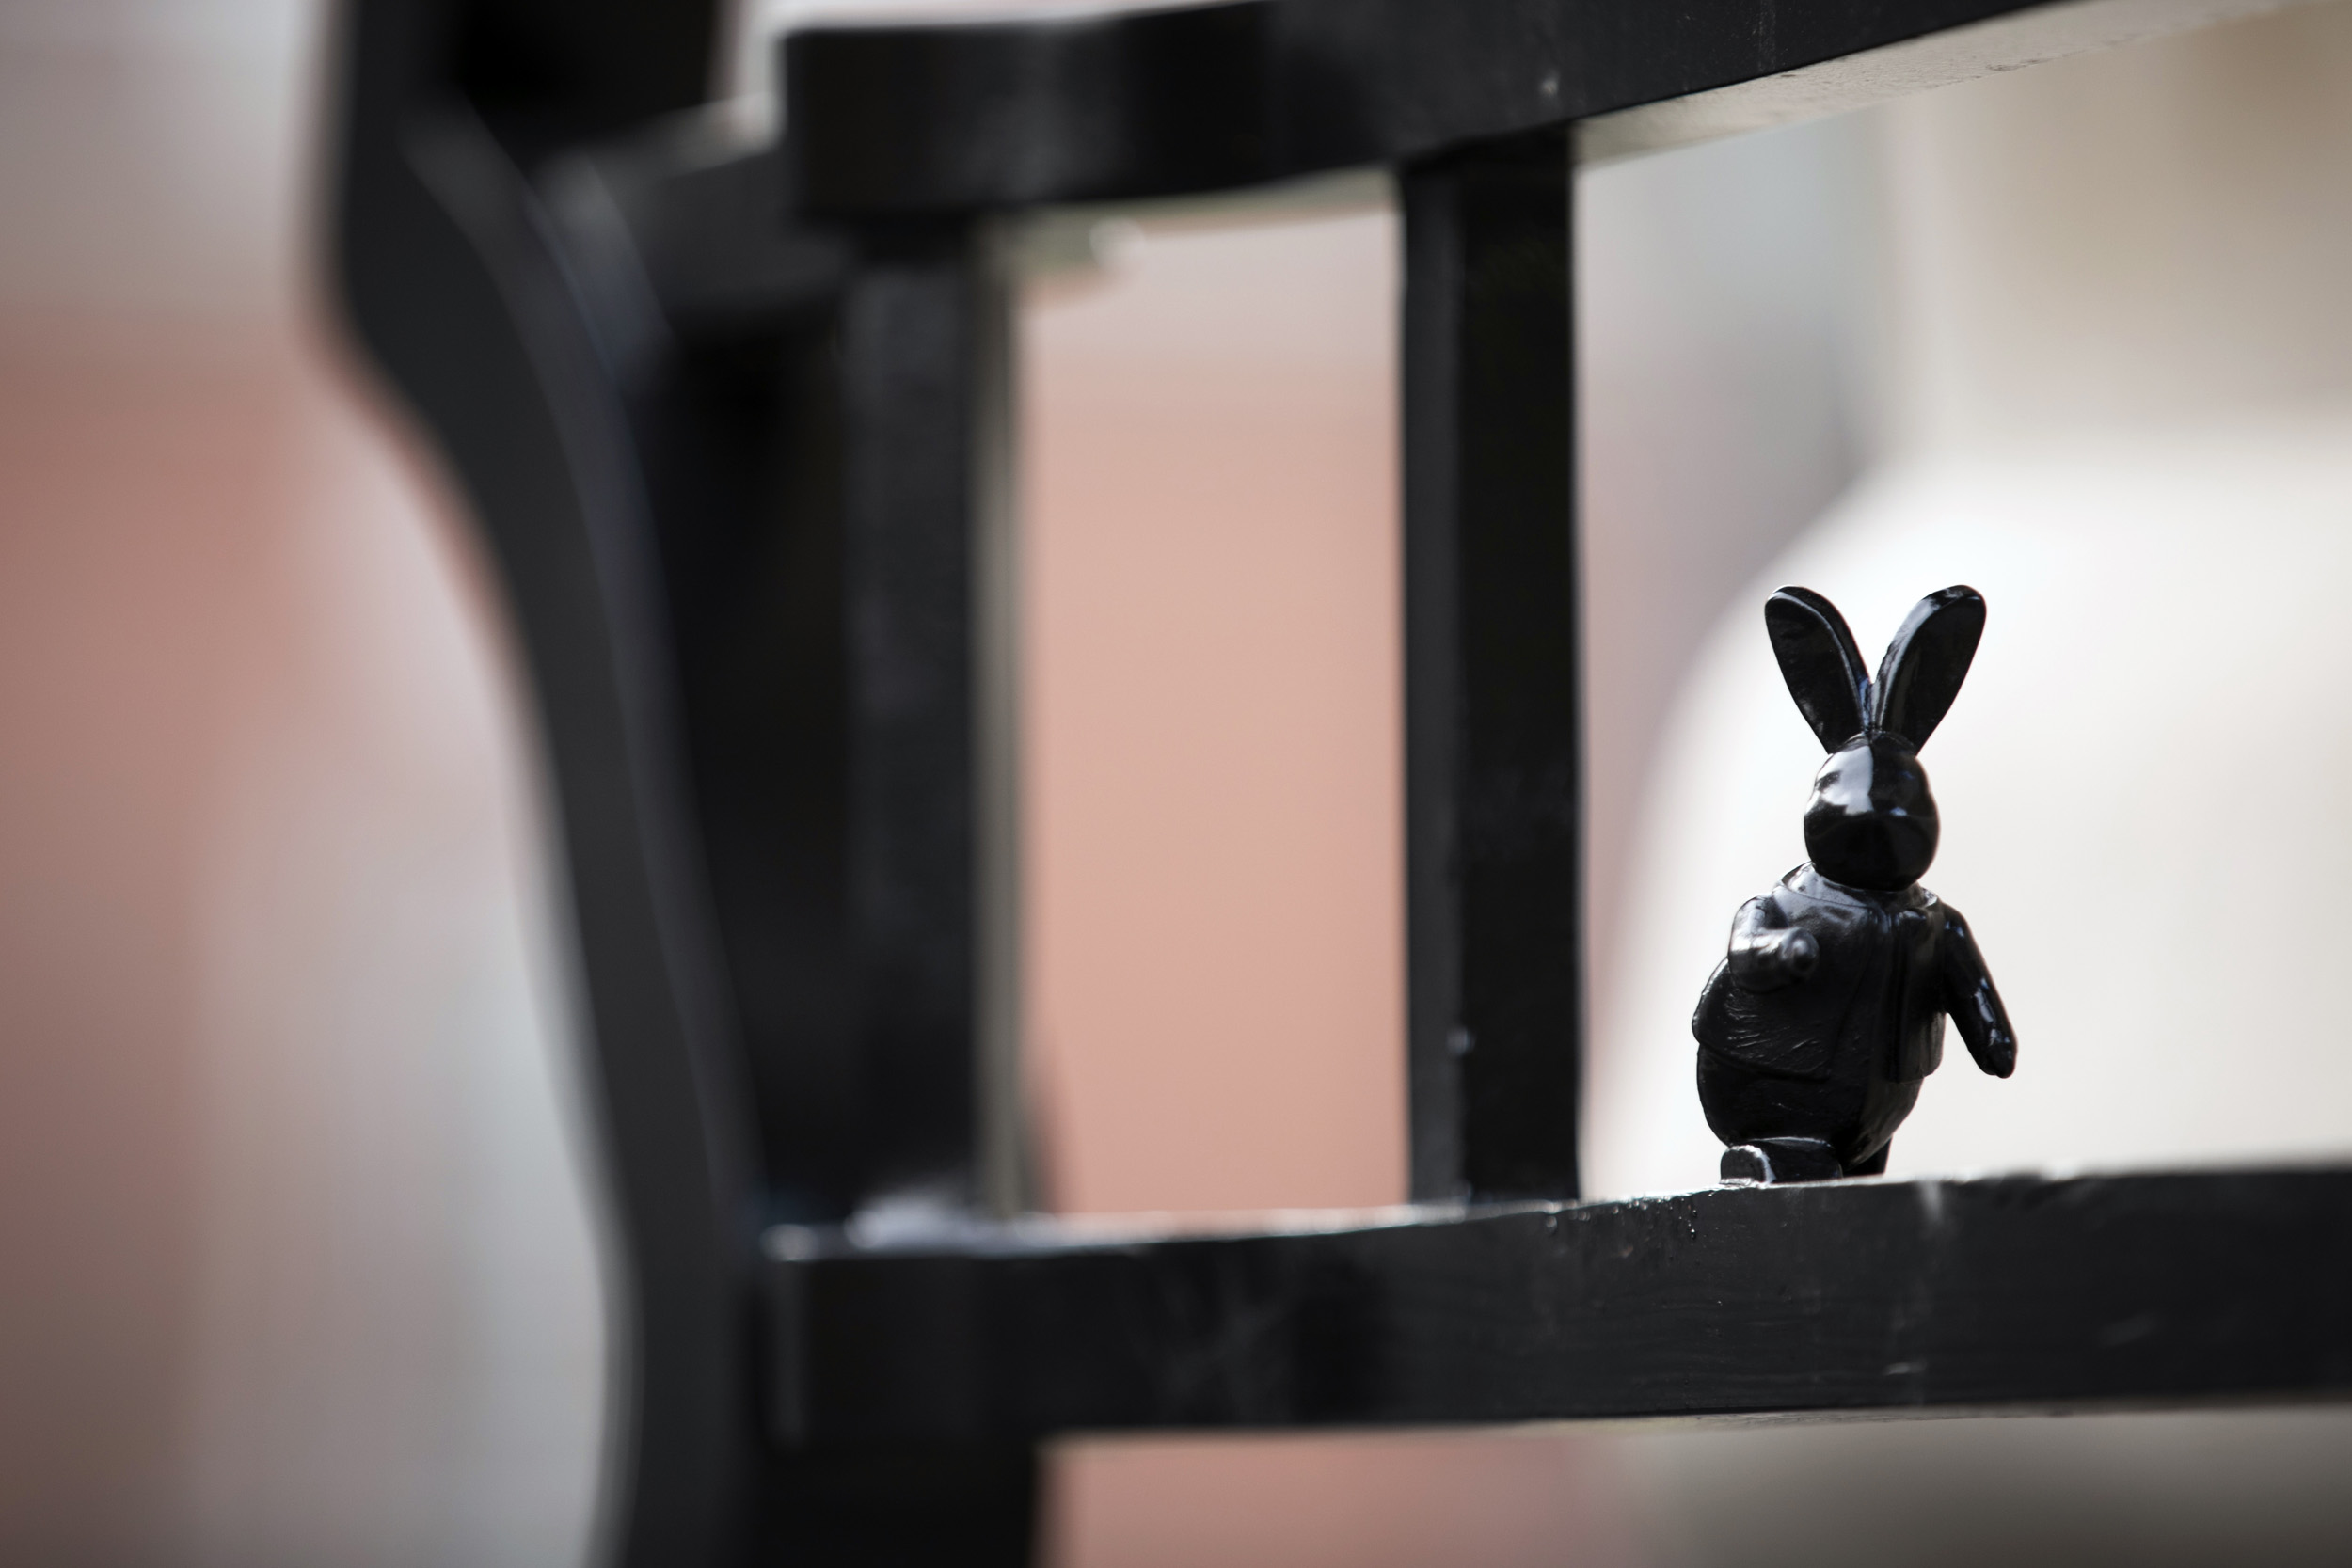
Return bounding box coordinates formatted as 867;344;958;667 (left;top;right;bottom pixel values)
1693;585;2017;1185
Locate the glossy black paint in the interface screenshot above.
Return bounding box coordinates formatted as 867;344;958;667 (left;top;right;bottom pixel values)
1403;130;1581;1203
1804;735;1939;891
837;230;994;1207
1695;588;2016;1181
765;1168;2352;1440
782;0;2118;213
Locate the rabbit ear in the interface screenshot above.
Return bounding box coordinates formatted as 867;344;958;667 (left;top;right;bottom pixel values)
1871;586;1986;749
1765;587;1871;752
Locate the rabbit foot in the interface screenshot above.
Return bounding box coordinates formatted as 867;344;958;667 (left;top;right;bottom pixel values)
1720;1137;1843;1185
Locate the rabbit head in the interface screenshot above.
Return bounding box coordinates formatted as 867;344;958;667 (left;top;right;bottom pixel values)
1764;585;1987;892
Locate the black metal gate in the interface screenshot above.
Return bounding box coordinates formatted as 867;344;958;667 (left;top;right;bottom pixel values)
330;1;2352;1561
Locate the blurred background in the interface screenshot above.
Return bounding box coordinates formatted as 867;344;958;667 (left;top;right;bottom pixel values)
7;0;2352;1563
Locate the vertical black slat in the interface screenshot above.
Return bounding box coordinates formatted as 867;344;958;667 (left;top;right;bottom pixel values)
789;225;1037;1563
837;227;992;1208
620;309;864;1224
1403;129;1581;1202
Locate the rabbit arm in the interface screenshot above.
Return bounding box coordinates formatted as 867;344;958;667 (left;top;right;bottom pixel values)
1726;897;1818;992
1938;903;2016;1077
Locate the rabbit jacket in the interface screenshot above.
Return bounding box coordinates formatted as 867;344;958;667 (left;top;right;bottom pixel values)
1694;864;2006;1085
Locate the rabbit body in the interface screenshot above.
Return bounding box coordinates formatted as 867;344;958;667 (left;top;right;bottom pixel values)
1693;867;1963;1173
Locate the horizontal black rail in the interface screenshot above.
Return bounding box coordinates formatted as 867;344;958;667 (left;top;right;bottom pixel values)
781;0;2301;213
766;1166;2352;1443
